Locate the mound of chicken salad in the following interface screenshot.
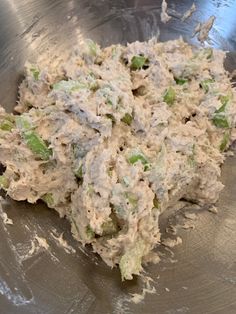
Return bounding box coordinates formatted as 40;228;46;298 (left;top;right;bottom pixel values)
0;38;236;280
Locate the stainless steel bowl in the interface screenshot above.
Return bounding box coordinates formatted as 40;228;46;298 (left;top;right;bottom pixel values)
0;1;236;313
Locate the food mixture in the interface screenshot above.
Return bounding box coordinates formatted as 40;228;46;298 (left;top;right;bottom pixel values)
0;38;235;280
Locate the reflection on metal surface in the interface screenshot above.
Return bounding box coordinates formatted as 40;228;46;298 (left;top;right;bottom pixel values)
200;0;236;47
0;0;236;313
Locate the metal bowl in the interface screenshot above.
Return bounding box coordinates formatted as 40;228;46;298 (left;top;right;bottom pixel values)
0;1;236;313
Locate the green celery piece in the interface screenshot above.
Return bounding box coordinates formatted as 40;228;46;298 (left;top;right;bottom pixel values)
23;130;52;160
87;39;98;57
30;67;40;80
41;193;54;206
121;113;133;125
153;196;159;208
16;116;52;160
219;95;231;107
106;114;116;124
89;81;99;92
16;116;31;130
107;164;114;177
131;55;149;70
86;225;95;239
128;153;148;166
212;97;230;128
200;79;214;93
220;132;230;152
74;164;83;179
215;103;227;114
106;99;113;106
0;120;14;131
0;114;15;131
174;77;188;85
53;80;87;92
5;114;15;123
212;115;229;128
0;176;9;189
102;220;118;236
87;184;94;194
163;87;176;106
128;153;150;171
119;239;146;280
188;154;195;167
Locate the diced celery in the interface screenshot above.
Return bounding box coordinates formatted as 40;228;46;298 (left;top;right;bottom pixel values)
106;114;116;124
163;87;176;106
0;176;9;190
0;120;14;131
41;193;54;206
16;116;52;160
102;219;118;236
212;98;230;128
5;115;15;123
23;131;52;160
74;164;83;179
174;77;188;85
87;39;98;57
86;225;95;239
128;153;148;165
131;55;149;70
16;116;31;130
121;113;133;125
53;80;87;92
30;66;40;80
220;132;230;152
219;94;231;107
89;81;99;92
106;99;113;106
199;79;214;93
153;196;159;208
119;239;146;280
212;116;229;128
